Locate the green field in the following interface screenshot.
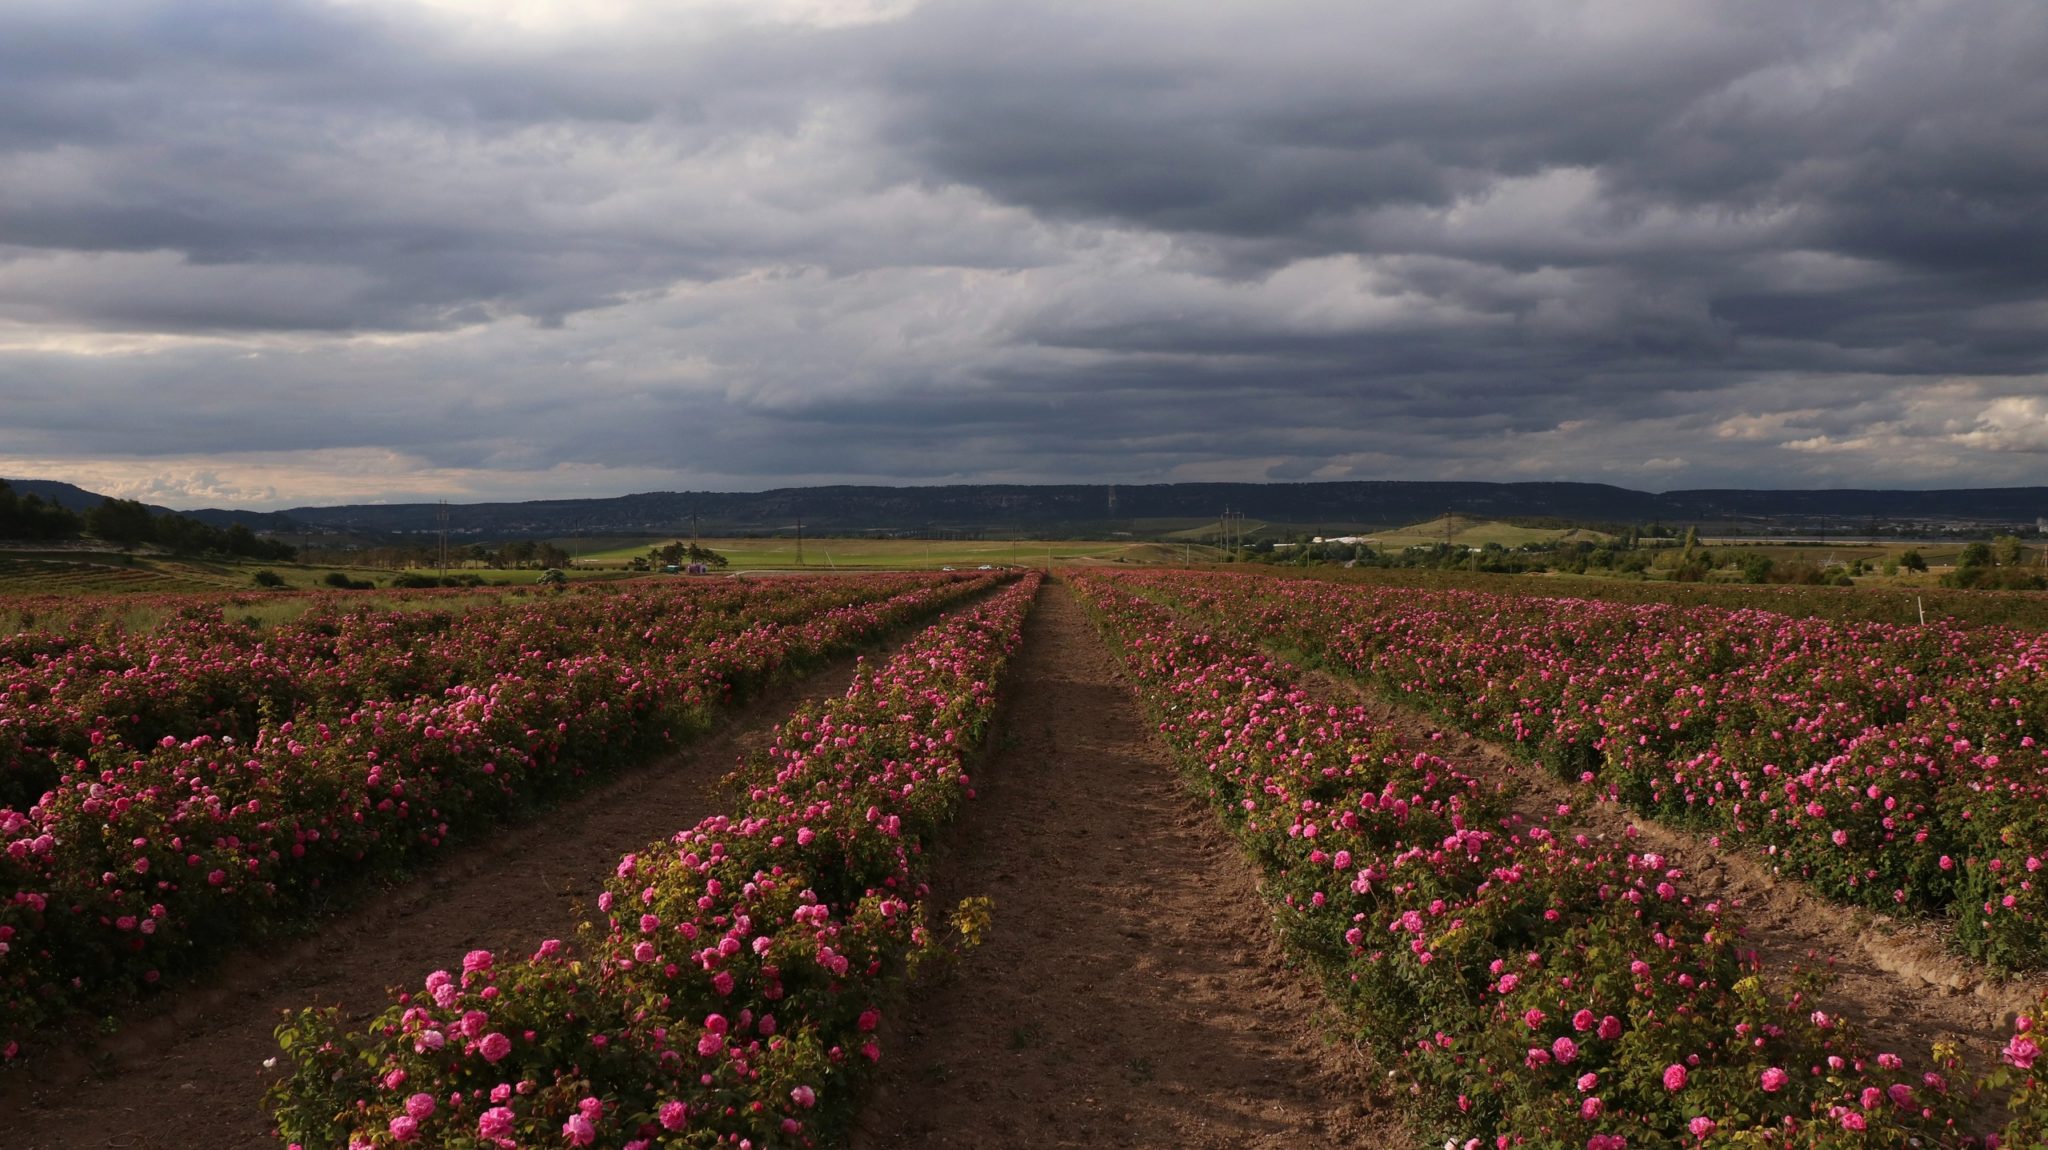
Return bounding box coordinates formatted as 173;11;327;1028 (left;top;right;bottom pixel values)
574;536;1223;570
0;553;246;595
1353;515;1614;549
0;547;635;598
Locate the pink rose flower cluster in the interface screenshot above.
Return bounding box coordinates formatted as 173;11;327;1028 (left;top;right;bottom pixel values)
1116;569;2048;971
1072;572;1975;1146
270;576;1039;1150
1;572;995;1054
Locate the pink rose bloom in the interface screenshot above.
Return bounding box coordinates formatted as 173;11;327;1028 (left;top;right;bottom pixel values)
477;1108;516;1140
2007;1035;2041;1070
1580;1097;1603;1120
405;1093;436;1120
1761;1066;1789;1092
660;1100;688;1130
711;970;736;995
1689;1116;1717;1139
697;1032;725;1057
389;1116;419;1142
1522;1008;1547;1030
459;1010;489;1039
791;1084;816;1109
1525;1048;1552;1070
415;1030;446;1053
432;983;460;1009
462;949;493;973
532;939;563;961
1838;1110;1867;1131
1497;973;1519;994
479;1032;512;1063
1663;1064;1688;1091
563;1113;596;1146
633;941;656;964
1576;1073;1598;1093
639;913;660;933
1552;1037;1578;1064
1597;1015;1622;1041
1572;1009;1595;1032
382;1068;408;1090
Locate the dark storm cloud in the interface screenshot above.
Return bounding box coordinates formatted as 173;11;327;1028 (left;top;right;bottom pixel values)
1;0;2046;505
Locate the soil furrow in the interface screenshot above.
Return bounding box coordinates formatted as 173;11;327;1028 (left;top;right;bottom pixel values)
852;583;1400;1149
1312;670;2045;1074
2;653;874;1150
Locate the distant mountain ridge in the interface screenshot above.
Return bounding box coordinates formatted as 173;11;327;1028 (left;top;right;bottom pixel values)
15;476;2047;539
0;478;176;517
158;481;2048;537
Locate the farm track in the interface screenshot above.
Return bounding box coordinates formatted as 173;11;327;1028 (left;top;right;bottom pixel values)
0;648;881;1150
852;583;1400;1149
1313;670;2046;1078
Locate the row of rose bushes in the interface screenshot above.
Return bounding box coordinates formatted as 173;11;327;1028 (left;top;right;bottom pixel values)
0;577;943;812
269;573;1041;1149
0;574;996;1059
1115;571;2048;970
1069;571;2022;1148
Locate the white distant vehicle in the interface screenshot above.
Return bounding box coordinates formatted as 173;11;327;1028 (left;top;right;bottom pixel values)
977;564;993;570
941;565;956;571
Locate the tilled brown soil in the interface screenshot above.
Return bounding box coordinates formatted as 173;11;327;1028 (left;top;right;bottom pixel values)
853;584;1401;1149
1317;672;2048;1077
0;655;870;1150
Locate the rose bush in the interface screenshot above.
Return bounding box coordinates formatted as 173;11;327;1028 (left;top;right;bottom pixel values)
1071;572;1982;1148
270;574;1039;1149
1115;570;2048;970
0;573;995;1059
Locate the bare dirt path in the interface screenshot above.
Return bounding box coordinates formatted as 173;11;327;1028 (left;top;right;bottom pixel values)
1316;672;2045;1074
852;583;1402;1150
2;654;875;1150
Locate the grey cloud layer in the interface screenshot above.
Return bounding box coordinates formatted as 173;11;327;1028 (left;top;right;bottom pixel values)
1;0;2045;506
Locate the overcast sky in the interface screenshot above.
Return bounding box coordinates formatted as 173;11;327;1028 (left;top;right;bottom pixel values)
2;0;2045;509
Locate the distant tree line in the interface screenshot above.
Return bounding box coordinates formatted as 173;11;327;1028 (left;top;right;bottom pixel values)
627;541;729;571
0;481;81;540
1942;537;2045;590
0;482;296;561
1244;523;2048;591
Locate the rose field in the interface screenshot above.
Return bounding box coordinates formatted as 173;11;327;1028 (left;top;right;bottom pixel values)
2;568;2047;1149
